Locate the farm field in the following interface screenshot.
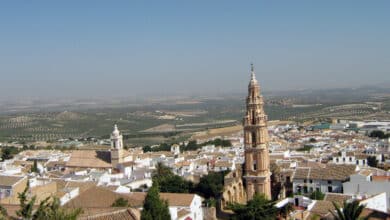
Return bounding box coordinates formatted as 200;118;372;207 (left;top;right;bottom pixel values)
0;87;389;145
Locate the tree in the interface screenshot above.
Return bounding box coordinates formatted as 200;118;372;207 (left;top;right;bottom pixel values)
277;203;293;220
296;145;313;152
369;130;388;139
143;144;171;153
112;198;129;207
153;162;174;180
34;197;82;220
367;156;378;168
330;200;365;220
16;184;82;220
228;194;278;220
141;184;171;220
309;191;325;200
194;171;229;199
270;163;282;200
153;163;193;193
159;175;193;193
153;162;193;193
0;204;8;220
17;185;36;219
30;160;39;173
1;146;20;161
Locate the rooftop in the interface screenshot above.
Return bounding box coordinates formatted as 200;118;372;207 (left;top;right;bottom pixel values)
66;150;112;168
0;175;25;187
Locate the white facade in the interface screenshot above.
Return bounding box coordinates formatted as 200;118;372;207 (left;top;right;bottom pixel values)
343;173;390;208
168;194;203;220
332;151;367;167
293;178;344;195
59;187;79;205
126;179;152;191
359;192;388;213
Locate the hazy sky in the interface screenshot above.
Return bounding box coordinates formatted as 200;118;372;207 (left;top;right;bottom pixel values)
0;1;389;99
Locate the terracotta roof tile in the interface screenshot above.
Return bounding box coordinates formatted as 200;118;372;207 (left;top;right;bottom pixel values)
309;200;334;216
80;208;140;220
66;150;112;168
324;193;352;205
0;175;25;187
294;165;356;181
64;186;144;209
160;193;195;207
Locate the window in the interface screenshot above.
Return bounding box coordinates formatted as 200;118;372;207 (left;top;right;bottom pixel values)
349;157;352;162
356;160;359;165
303;186;308;194
343;157;345;162
309;179;313;184
304;179;307;183
328;186;332;192
252;132;256;147
327;180;332;184
336;158;339;162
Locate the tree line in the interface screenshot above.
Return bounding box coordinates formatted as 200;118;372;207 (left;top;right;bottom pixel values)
142;138;232;153
152;162;229;199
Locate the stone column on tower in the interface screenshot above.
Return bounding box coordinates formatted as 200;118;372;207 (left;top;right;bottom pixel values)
243;64;272;200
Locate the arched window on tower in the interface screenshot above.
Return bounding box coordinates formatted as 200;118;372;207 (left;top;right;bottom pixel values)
252;111;256;125
253;156;257;171
252;132;256;147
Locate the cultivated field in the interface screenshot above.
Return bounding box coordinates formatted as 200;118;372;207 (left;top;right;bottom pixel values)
0;87;389;145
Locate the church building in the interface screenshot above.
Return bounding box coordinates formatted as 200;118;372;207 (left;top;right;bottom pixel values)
66;124;132;170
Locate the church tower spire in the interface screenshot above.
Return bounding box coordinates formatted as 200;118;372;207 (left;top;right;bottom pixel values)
243;64;271;200
250;63;255;80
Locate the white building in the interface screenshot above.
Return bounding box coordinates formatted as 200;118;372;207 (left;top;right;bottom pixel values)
343;170;390;208
332;151;368;167
292;164;356;195
359;192;388;214
161;193;203;220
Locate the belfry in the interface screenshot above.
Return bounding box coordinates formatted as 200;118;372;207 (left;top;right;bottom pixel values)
243;64;271;200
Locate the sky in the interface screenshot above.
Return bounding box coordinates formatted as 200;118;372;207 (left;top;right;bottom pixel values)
0;1;389;99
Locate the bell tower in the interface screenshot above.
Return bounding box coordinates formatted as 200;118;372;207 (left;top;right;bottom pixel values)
243;64;271;200
110;124;124;167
